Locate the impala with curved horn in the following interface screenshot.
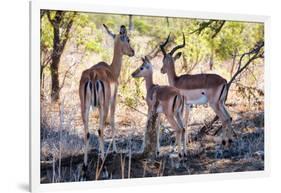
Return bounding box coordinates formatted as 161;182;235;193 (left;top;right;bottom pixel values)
131;56;187;157
79;24;135;171
160;33;233;146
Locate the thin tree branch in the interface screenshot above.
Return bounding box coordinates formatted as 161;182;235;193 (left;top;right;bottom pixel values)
197;40;264;137
211;21;225;38
58;61;78;92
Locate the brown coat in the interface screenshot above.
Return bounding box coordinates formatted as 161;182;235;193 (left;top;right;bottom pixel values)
175;73;227;90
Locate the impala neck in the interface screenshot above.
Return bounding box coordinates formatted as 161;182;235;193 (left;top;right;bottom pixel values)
167;64;177;86
144;72;154;92
110;40;123;78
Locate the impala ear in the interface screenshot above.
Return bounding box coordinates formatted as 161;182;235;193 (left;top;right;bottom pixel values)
103;24;116;39
120;25;127;35
174;52;182;61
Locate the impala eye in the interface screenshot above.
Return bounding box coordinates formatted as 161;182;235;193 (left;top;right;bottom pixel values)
140;67;144;70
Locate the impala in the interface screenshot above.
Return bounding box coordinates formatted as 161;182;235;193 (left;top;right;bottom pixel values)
159;33;233;146
131;56;187;157
79;24;134;169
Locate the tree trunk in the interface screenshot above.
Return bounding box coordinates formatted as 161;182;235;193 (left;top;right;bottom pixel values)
50;56;60;102
50;24;61;102
129;15;134;31
143;101;159;158
166;17;169;27
46;11;75;103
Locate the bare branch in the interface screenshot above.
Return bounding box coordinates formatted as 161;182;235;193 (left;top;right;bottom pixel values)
58;61;78;92
197;40;264;138
211;21;225;38
190;20;226;39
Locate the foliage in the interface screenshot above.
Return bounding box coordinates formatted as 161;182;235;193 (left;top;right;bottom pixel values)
40;11;264;108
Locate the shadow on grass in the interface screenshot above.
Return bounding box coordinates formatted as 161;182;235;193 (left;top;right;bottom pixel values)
40;111;264;183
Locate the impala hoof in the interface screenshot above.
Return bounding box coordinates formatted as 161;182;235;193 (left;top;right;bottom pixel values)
157;151;160;156
80;164;88;181
178;153;182;158
222;140;226;146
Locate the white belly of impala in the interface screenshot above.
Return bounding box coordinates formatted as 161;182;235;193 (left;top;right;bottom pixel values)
185;95;208;105
156;105;163;113
180;89;209;105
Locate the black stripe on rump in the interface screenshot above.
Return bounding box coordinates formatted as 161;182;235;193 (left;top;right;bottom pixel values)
172;95;178;112
218;84;226;101
98;80;105;101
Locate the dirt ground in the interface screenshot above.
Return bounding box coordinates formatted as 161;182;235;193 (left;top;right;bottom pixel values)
40;108;264;183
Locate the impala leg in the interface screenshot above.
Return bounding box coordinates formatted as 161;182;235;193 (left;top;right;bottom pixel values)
166;114;183;157
80;84;91;171
156;115;161;156
176;111;187;156
97;84;110;160
209;103;230;145
218;102;234;144
183;105;191;128
98;104;109;160
109;85;118;153
82;105;90;168
98;107;105;160
141;109;151;152
220;102;232;121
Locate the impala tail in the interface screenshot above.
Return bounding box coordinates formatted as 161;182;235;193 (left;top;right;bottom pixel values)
85;80;105;109
83;73;105;110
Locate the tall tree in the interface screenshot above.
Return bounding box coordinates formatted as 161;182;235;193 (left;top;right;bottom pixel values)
46;10;76;102
129;15;134;31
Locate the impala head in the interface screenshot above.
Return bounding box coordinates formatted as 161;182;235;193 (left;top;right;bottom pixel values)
160;33;185;74
131;56;152;78
103;24;135;57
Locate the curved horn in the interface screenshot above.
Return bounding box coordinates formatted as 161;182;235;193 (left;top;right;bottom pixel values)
170;33;185;56
160;33;171;56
